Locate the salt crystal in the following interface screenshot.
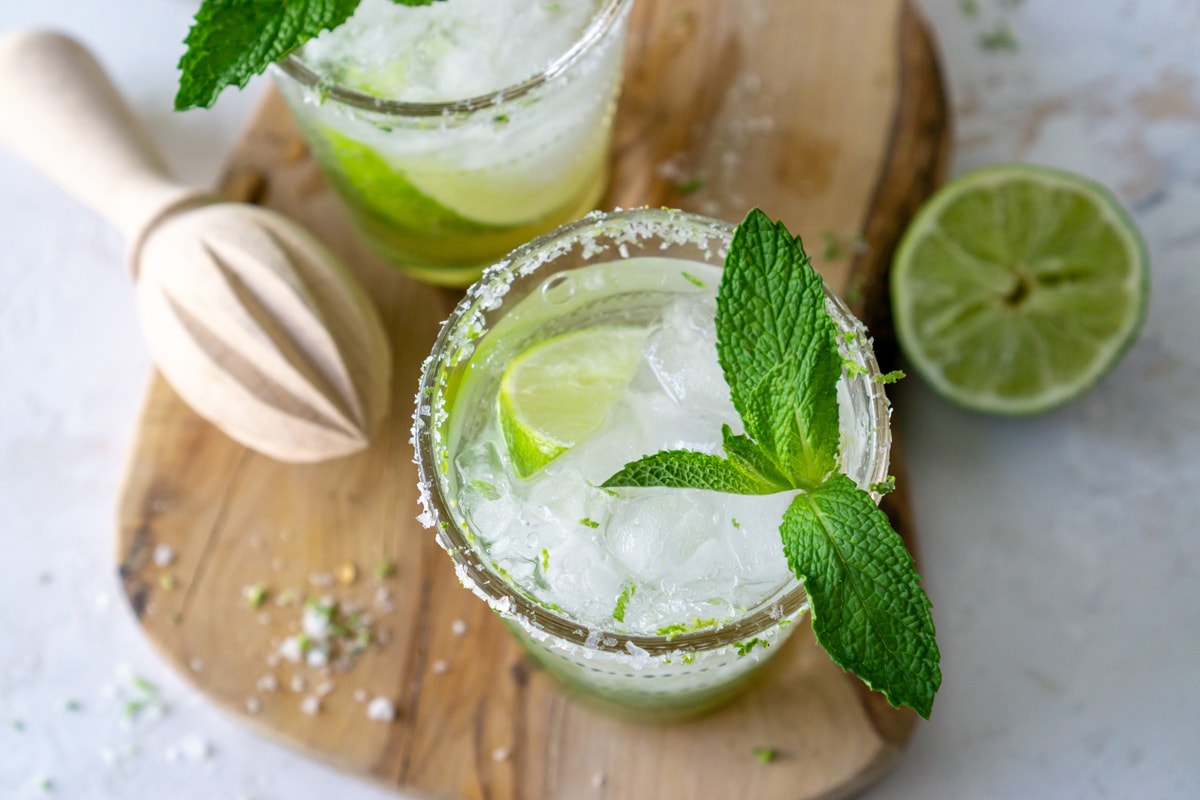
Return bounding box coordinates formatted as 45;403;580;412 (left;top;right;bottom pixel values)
257;674;279;693
431;660;450;674
625;640;650;669
279;636;304;663
451;619;467;636
366;697;396;722
152;544;176;567
353;689;369;703
290;676;307;693
300;696;321;716
492;747;510;762
245;697;262;715
189;658;205;673
302;601;334;638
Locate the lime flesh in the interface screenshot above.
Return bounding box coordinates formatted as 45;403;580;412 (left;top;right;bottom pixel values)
890;163;1148;415
499;327;647;477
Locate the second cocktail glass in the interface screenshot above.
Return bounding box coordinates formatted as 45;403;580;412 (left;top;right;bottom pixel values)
273;0;634;287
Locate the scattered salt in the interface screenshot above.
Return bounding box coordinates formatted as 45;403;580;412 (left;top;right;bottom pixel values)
492;747;510;762
300;696;321;715
431;660;450;674
366;697;396;722
279;636;304;663
451;619;467;636
290;676;307;693
152;544;176;567
245;697;262;715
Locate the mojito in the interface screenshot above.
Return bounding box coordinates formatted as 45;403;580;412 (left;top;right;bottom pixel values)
273;0;632;286
414;209;894;718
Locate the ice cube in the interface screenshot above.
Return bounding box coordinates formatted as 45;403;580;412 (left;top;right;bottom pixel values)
604;492;712;584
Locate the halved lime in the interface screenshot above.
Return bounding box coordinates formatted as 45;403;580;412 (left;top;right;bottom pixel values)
499;327;646;477
891;163;1148;415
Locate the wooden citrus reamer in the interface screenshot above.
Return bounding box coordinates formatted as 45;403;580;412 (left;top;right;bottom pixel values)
0;30;391;463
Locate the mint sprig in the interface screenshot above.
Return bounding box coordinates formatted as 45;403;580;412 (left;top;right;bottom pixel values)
783;474;939;718
717;211;843;487
602;208;941;718
176;0;444;111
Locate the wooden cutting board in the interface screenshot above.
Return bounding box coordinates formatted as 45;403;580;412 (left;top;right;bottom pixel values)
116;2;948;798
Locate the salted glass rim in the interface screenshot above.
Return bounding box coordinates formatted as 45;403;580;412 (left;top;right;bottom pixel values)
275;0;631;118
413;207;892;658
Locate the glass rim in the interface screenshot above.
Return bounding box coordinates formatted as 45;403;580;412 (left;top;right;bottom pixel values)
413;207;893;659
275;0;632;118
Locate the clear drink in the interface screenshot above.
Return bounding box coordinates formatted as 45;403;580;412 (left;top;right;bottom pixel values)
414;209;892;718
272;0;632;287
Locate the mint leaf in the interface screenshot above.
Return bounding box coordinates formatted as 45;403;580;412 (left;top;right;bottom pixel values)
781;474;940;718
716;209;841;486
720;425;791;490
602;450;784;495
175;0;444;111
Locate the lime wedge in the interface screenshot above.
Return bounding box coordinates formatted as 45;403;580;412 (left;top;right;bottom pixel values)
499;327;646;477
890;164;1148;414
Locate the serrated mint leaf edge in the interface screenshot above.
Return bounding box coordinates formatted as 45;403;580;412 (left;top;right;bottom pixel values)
781;474;941;718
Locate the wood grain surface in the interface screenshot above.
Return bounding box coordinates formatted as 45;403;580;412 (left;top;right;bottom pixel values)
116;2;949;797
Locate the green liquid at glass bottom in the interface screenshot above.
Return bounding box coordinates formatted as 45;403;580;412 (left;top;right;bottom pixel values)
306;127;610;287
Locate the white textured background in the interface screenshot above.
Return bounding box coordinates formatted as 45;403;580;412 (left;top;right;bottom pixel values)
1;1;1198;797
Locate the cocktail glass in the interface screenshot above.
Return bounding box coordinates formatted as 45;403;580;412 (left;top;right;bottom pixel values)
272;0;633;287
413;208;892;719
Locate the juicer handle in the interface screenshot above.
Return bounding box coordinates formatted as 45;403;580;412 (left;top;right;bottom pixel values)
0;30;205;250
